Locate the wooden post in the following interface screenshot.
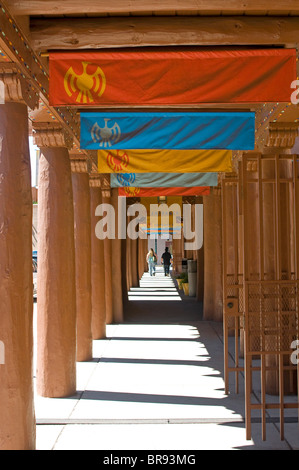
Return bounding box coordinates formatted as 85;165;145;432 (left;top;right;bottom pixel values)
111;188;124;323
121;237;129;308
172;238;182;275
203;188;223;321
196;196;204;302
34;123;77;398
126;214;133;291
138;237;148;280
71;156;92;362
89;174;106;339
131;236;139;287
143;237;149;274
0;97;36;448
102;187;113;324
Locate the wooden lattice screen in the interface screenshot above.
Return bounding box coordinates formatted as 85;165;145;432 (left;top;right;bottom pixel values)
222;170;244;395
241;153;299;441
222;153;299;441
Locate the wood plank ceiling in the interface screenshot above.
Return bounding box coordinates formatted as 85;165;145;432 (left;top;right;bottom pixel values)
6;1;299;53
6;0;299;16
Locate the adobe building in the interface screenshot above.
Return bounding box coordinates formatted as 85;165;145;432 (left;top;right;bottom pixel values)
0;0;299;449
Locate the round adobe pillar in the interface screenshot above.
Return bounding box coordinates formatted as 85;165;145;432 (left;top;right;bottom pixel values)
71;158;92;361
102;188;113;324
203;188;223;322
111;189;124;323
0;102;35;449
35;125;77;398
90;175;106;339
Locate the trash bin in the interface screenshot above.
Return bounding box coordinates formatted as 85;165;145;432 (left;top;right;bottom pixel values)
188;260;197;297
182;258;188;273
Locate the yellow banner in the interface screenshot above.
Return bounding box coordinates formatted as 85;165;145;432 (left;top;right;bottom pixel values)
98;149;232;173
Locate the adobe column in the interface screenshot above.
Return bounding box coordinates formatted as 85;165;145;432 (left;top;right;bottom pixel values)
121;237;129;307
90;174;106;339
131;236;139;286
126;198;140;288
101;184;113;324
143;237;149;273
126;214;133;291
180;225;185;268
121;197;129;307
196;196;204;302
34;123;77;398
129;202;140;287
138;237;145;280
203;187;223;322
71;156;92;361
0;66;38;450
184;198;195;261
111;188;124;323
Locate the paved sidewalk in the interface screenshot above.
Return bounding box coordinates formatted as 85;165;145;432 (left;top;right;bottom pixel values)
34;269;299;450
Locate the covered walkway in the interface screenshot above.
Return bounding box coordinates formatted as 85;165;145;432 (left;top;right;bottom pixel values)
34;269;297;450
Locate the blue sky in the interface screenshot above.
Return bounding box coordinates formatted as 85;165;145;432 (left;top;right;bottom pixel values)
29;136;39;187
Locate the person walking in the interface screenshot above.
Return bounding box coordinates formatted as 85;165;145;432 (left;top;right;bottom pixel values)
146;248;157;276
161;247;172;276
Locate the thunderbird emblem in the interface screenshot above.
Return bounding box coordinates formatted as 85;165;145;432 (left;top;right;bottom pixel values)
91;119;121;148
117;173;136;187
64;61;106;104
124;186;141;197
106;150;129;172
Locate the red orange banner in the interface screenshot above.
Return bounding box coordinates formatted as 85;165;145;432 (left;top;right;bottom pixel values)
49;48;296;106
118;187;210;197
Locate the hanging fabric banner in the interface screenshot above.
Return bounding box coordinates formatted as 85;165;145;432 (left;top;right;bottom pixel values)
118;186;210;197
49;48;296;106
81;111;254;150
110;172;218;188
98;148;232;173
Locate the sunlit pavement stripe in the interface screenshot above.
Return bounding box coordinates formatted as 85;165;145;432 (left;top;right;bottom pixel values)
36;417;298;425
129;270;182;301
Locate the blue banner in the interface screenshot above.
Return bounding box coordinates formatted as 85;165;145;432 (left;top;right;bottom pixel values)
80;111;255;150
110;172;218;188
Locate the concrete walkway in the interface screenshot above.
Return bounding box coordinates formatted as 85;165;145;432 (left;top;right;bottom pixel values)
34;268;299;450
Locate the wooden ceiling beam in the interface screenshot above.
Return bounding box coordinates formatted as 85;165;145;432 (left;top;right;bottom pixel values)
31;16;299;51
7;0;299;16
